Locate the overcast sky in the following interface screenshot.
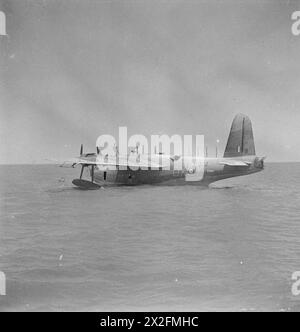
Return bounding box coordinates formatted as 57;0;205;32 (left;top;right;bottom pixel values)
1;0;300;163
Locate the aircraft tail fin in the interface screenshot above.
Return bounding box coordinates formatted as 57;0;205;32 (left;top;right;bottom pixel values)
223;114;256;158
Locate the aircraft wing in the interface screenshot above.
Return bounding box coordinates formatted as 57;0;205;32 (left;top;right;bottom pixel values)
74;158;164;169
219;160;251;167
46;158;80;168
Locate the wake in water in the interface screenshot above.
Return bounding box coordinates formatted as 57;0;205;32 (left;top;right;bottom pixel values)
210;185;235;190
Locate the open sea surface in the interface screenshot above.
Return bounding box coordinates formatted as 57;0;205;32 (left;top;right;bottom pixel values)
0;163;300;311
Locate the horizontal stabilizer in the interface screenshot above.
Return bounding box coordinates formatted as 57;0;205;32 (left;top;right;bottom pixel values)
219;160;250;167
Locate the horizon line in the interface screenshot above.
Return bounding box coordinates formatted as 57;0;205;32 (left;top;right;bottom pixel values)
0;161;300;166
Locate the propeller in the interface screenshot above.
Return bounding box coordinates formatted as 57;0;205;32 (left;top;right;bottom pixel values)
80;144;83;156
